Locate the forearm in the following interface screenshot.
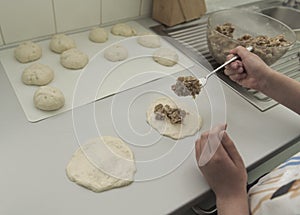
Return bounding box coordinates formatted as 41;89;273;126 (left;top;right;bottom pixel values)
216;192;249;215
259;69;300;114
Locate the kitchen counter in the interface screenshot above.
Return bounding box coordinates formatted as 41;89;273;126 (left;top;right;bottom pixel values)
1;18;300;215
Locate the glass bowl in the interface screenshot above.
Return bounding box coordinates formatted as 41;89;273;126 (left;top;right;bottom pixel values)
207;8;296;65
294;29;300;41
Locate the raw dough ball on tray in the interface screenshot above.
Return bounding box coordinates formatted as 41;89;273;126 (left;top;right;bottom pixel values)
50;34;76;54
104;44;128;62
60;48;89;69
14;41;42;63
111;23;136;37
146;97;202;140
34;86;65;111
89;27;108;43
153;48;178;67
66;136;136;193
22;63;54;86
137;33;161;48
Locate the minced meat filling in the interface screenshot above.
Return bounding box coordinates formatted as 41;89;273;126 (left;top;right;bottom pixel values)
238;34;290;47
154;103;187;124
215;23;291;48
171;76;201;99
215;23;235;38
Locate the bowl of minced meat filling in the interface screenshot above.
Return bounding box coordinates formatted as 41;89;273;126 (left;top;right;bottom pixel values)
207;8;296;65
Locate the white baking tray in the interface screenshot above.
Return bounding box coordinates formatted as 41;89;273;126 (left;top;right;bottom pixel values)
0;21;194;122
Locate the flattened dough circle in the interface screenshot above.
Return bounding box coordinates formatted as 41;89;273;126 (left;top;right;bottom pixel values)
146;97;202;139
66;136;136;192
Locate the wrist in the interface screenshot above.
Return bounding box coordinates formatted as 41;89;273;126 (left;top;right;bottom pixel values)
216;191;249;215
256;67;274;92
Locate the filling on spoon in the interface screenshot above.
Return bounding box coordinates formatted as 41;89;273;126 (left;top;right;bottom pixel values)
171;76;201;99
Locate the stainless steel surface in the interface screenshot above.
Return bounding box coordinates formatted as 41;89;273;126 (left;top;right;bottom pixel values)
151;4;300;112
261;6;300;29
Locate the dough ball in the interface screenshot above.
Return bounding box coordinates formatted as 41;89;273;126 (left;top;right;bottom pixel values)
111;23;136;37
66;136;136;193
153;48;179;67
14;41;42;63
137;33;161;48
60;48;89;69
34;86;65;111
89;27;108;43
104;44;128;62
146;97;202;139
22;63;54;86
50;34;76;54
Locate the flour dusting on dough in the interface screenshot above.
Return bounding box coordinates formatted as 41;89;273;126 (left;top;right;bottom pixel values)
66;136;136;192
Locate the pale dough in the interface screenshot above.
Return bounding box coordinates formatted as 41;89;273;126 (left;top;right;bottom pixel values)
89;27;108;43
104;44;128;62
137;33;161;48
22;63;54;86
60;48;89;69
153;48;179;67
14;41;42;63
111;23;136;37
50;34;76;54
33;86;65;111
146;97;202;139
66;136;136;193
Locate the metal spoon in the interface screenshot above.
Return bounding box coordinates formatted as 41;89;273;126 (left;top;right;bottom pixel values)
199;46;253;88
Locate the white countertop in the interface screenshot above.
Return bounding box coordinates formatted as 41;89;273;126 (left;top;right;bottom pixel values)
0;55;299;215
1;16;300;215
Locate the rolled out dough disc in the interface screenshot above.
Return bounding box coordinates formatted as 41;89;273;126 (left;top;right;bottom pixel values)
66;136;136;192
146;97;202;139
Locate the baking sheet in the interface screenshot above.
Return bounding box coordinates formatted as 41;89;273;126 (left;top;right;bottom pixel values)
0;21;194;122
